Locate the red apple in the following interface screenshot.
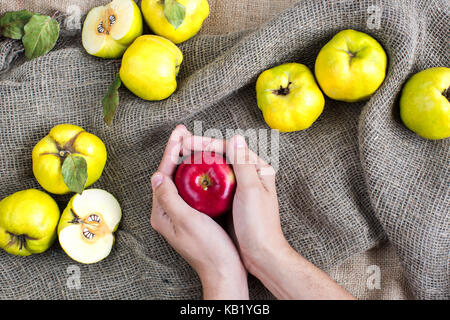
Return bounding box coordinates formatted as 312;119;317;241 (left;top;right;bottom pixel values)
174;151;236;218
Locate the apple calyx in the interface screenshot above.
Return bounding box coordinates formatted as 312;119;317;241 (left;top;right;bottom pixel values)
68;208;110;242
273;81;292;96
5;231;36;251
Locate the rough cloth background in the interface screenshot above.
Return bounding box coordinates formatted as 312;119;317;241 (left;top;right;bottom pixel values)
0;0;448;300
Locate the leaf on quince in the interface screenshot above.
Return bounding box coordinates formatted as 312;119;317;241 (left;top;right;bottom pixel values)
163;0;186;30
22;14;59;60
62;155;88;194
102;74;122;126
0;10;34;40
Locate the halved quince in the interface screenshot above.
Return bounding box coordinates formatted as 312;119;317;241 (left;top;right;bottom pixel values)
82;0;143;58
57;189;122;264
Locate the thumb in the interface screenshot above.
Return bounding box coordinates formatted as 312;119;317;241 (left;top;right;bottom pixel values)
226;135;261;189
151;172;195;223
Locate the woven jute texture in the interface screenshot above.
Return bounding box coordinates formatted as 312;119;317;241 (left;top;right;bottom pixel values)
0;0;448;300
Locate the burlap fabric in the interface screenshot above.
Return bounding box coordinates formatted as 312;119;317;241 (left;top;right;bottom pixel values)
0;0;448;300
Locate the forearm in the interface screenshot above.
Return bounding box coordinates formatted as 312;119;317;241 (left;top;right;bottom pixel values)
250;241;355;300
200;267;249;300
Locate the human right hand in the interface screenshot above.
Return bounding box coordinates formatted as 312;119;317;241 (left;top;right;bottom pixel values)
184;133;355;300
224;135;290;272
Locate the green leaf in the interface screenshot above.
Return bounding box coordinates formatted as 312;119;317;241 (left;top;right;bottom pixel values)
163;0;186;30
61;155;88;194
22;14;59;60
0;10;34;39
102;75;122;126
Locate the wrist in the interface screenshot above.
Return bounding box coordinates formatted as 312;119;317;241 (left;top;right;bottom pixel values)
243;236;293;277
247;240;303;299
199;263;249;300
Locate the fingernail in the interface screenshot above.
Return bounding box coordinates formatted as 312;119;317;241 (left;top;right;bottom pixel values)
176;124;186;131
151;173;163;190
234;135;246;149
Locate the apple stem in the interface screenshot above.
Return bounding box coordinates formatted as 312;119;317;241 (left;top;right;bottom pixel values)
199;175;212;191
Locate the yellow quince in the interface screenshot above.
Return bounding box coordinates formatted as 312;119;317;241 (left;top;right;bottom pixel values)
32;124;107;194
119;35;183;100
314;29;387;102
0;189;60;256
141;0;209;44
256;63;325;132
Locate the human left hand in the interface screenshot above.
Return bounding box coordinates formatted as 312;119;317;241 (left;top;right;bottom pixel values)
150;125;249;300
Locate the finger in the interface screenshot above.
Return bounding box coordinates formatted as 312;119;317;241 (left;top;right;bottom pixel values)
255;157;277;192
226;135;261;189
182;135;227;155
150;170;174;236
151;191;173;236
158;124;192;176
151;172;196;223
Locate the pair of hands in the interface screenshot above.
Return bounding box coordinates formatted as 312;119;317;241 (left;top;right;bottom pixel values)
150;125;286;299
150;125;355;300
